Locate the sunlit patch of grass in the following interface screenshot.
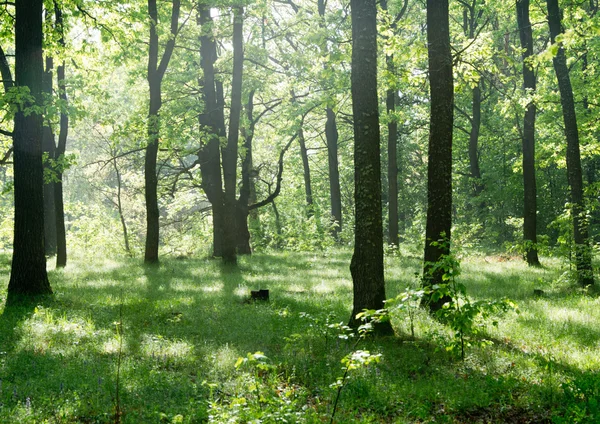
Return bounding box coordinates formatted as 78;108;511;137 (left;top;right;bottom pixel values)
0;248;599;422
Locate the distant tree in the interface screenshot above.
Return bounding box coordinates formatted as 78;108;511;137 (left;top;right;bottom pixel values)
516;0;541;266
421;0;454;312
546;0;593;286
144;0;180;264
348;0;393;335
8;0;52;301
54;2;68;268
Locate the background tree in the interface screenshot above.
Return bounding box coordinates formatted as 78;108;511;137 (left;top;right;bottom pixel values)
516;0;541;266
546;0;594;286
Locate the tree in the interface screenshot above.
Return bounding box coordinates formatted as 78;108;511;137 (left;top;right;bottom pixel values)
54;2;69;268
421;0;454;311
546;0;594;286
516;0;541;266
144;0;180;264
7;0;52;301
348;0;393;335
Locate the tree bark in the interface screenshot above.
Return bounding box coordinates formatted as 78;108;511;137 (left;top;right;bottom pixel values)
349;0;393;335
221;6;244;265
547;0;594;286
8;0;52;301
516;0;541;266
144;0;180;264
42;56;57;256
468;84;483;195
54;2;68;268
421;0;454;312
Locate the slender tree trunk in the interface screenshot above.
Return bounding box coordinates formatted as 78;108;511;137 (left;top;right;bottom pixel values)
349;0;393;335
42;56;57;256
237;91;256;255
144;0;180;264
517;0;541;266
386;54;399;246
547;0;594;286
221;6;244;265
298;125;314;216
54;2;68;268
421;0;454;312
317;0;342;239
469;84;483;196
326;108;342;238
112;157;131;255
8;0;52;301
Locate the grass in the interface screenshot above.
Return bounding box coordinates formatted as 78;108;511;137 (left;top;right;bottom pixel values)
0;247;598;423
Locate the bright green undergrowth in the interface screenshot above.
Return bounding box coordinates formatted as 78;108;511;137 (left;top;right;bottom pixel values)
0;248;598;423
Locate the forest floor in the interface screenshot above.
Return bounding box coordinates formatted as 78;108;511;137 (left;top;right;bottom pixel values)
0;248;599;423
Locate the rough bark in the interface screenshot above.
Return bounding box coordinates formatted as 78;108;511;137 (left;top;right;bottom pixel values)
144;0;180;264
516;0;541;266
547;0;594;286
8;0;52;301
421;0;454;312
469;84;483;195
42;56;57;256
54;2;68;268
221;6;244;265
349;0;393;335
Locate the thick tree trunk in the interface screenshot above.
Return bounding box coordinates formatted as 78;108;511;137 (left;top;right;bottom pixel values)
42;56;57;256
547;0;594;286
421;0;454;312
198;5;225;258
8;0;52;301
144;0;180;264
349;0;393;335
221;6;244;265
54;3;68;268
517;0;541;266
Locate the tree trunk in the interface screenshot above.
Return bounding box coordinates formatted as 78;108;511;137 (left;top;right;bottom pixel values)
421;0;454;312
517;0;541;266
54;3;68;268
547;0;594;286
386;54;399;246
144;0;180;264
42;56;57;256
469;84;483;196
8;0;52;301
326;108;342;239
221;6;244;265
317;1;342;240
198;5;225;258
237;91;256;255
348;0;393;335
298;125;314;216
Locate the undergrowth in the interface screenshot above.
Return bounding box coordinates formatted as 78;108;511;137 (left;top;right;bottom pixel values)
0;247;598;423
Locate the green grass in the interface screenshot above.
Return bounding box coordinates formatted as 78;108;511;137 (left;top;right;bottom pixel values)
0;248;599;423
